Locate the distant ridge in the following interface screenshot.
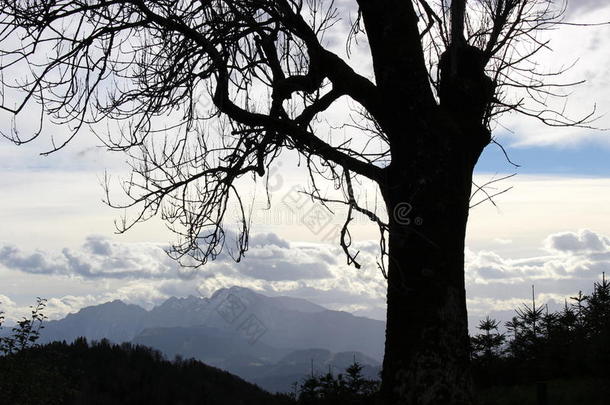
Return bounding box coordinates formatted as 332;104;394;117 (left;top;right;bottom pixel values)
41;286;384;359
39;286;384;392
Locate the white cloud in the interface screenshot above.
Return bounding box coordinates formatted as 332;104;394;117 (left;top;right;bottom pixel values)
0;233;342;282
465;229;609;330
250;233;291;249
0;245;69;275
544;229;610;253
1;228;608;332
0;232;389;320
566;0;609;16
0;236;179;279
0;295;18;323
0;294;16;308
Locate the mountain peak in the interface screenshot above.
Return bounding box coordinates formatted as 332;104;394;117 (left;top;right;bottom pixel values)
209;285;257;301
88;299;129;310
157;295;205;310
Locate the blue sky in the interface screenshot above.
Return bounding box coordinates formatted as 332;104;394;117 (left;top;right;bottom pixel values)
477;138;610;177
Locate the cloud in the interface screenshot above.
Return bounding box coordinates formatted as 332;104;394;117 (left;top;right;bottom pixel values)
236;260;331;281
0;233;341;282
565;0;608;16
0;294;18;323
61;239;180;279
0;232;389;320
0;245;69;275
544;229;610;253
2;230;609;329
0;294;16;308
0;236;180;279
250;232;291;249
84;235;114;256
464;229;610;329
467;234;609;286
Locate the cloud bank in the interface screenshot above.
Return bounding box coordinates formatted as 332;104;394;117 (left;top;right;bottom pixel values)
1;230;608;329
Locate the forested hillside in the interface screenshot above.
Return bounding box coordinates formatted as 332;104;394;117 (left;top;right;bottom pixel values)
0;338;297;405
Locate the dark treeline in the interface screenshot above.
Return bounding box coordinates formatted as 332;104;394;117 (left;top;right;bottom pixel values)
1;275;609;404
0;337;295;405
470;274;610;388
0;335;375;405
0;318;293;405
289;361;380;405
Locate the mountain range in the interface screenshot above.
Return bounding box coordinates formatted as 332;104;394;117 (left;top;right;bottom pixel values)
38;287;385;392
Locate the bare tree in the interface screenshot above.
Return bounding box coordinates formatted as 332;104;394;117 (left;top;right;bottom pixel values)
0;1;594;403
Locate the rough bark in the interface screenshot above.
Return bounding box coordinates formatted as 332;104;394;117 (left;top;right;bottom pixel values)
378;114;485;404
376;36;493;399
356;2;495;402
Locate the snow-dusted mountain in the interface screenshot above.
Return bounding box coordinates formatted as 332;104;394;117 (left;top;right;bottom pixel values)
39;286;384;392
41;286;384;359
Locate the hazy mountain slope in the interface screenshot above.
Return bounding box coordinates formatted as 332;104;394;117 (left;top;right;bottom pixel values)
40;286;384;360
40;300;148;343
201;287;385;359
132;324;289;366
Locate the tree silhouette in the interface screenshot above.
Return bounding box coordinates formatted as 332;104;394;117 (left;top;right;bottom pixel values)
583;273;610;375
344;362;366;396
0;297;47;356
0;1;592;403
471;316;505;363
483;276;610;389
295;360;379;404
584;273;610;335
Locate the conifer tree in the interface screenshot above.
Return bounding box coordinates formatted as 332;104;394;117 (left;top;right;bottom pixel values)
585;273;610;335
471;316;505;362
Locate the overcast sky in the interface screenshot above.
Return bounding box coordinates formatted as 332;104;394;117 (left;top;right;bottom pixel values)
1;2;610;332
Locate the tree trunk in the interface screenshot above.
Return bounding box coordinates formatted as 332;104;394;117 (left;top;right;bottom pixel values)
355;4;494;401
378;121;484;404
